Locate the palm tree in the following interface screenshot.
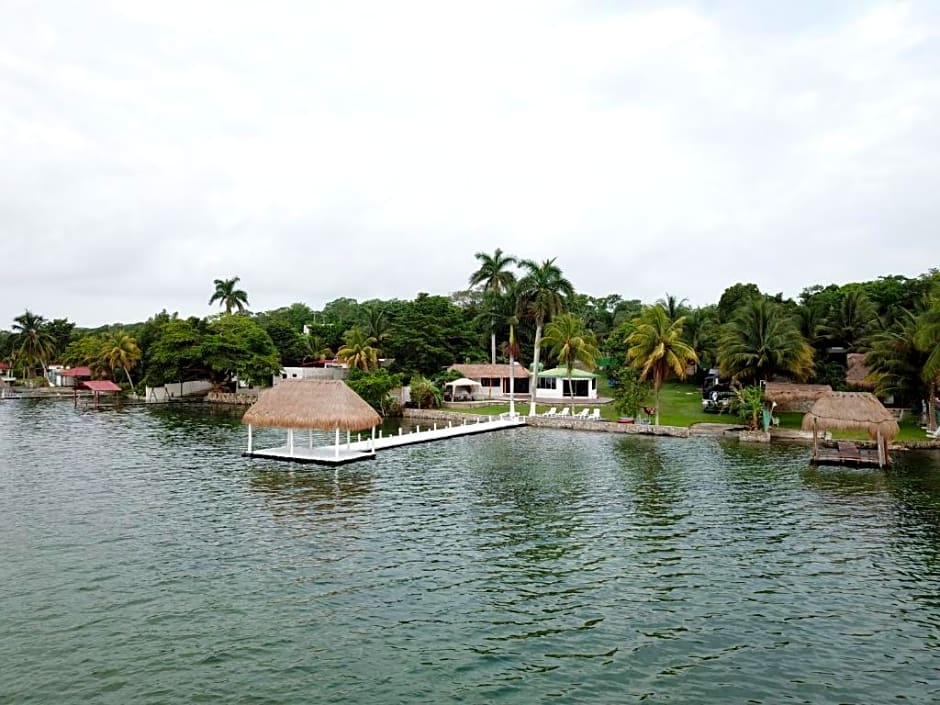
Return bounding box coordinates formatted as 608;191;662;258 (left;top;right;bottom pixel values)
302;334;334;363
868;309;929;418
359;303;390;347
656;293;690;322
101;332;142;389
209;276;249;314
12;310;54;380
626;305;698;426
541;313;599;401
337;327;379;371
517;258;575;416
469;248;517;364
915;297;940;430
822;289;879;351
717;298;814;383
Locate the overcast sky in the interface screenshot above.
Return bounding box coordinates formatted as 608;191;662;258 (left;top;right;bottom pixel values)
2;1;938;328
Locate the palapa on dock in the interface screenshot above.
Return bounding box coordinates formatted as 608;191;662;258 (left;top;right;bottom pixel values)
802;391;899;468
242;380;382;464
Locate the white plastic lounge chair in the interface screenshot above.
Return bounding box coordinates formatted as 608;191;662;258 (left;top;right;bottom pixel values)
574;409;589;420
926;426;940;439
542;407;557;417
590;408;601;421
558;407;570;417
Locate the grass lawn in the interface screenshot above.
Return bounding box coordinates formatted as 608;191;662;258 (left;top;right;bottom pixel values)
431;381;927;439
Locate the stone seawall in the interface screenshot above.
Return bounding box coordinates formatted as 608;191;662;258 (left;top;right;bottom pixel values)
207;391;258;405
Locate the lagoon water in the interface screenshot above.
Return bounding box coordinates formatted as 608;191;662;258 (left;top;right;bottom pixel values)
2;400;939;704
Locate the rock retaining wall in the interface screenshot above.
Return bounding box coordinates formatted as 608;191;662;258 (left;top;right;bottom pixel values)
207;391;258;405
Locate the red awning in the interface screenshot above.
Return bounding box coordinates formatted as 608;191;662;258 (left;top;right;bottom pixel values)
80;380;122;392
59;367;93;378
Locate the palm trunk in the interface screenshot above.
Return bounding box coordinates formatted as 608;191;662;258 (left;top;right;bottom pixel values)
529;322;543;417
929;380;938;432
491;331;497;366
125;368;135;392
654;383;661;426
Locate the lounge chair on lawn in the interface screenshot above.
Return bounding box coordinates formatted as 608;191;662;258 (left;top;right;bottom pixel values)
590;408;601;421
574;409;589;420
558;407;570;417
926;426;940;439
542;407;557;417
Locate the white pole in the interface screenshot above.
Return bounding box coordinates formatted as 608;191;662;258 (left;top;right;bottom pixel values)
371;425;376;453
288;428;294;456
247;424;253;453
335;427;340;459
346;430;351;450
309;429;313;448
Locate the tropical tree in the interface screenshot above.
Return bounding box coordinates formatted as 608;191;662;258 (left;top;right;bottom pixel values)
656;293;690;322
101;332;142;390
541;313;599;400
359;303;391;347
517;258;574;416
337;327;379;371
409;374;442;409
821;289;879;351
63;335;108;377
717;298;814;383
209;276;249;314
625;305;698;426
915;297;940;430
302;334;334;363
469;248;517;364
12;310;55;380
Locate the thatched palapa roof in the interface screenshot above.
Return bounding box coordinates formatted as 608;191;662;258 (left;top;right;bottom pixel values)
764;382;833;405
242;380;381;431
449;363;528;379
846;353;875;390
801;391;899;441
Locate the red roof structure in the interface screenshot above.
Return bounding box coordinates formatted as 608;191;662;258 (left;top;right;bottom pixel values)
81;380;122;392
0;362;9;371
59;366;93;378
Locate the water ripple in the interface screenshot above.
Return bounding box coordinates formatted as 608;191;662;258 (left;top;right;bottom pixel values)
1;401;940;704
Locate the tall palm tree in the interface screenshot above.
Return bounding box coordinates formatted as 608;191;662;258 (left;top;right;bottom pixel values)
541;313;599;401
101;331;142;389
718;298;814;383
302;334;334;363
12;310;54;380
337;326;379;371
209;276;249;314
517;258;575;416
469;248;517;364
868;309;929;420
626;305;698;426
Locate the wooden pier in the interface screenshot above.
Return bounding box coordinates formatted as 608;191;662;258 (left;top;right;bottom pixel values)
245;413;526;465
811;441;887;469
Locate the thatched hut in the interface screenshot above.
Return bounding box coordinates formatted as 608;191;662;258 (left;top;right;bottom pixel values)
764;382;833;412
242;380;381;462
845;353;875;390
801;391;899;467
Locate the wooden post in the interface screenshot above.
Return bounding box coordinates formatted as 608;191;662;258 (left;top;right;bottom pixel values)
812;418;818;463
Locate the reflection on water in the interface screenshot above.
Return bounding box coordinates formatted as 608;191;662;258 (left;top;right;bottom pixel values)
1;400;940;704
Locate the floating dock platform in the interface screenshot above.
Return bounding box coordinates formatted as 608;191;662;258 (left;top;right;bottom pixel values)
245;413;526;466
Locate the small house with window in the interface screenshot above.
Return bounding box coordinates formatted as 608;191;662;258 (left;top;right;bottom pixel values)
536;367;598;400
447;363;530;397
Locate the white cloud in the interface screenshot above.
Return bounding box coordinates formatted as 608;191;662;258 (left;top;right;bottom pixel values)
0;1;938;326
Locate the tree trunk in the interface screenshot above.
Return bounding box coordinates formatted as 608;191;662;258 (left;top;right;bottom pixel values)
125;368;135;393
654;383;661;426
929;380;938;432
491;331;497;366
528;322;543;417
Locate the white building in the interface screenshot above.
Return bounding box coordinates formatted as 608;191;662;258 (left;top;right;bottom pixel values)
535;367;598;400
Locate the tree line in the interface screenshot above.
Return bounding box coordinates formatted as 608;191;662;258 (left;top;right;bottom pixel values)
2;265;938;425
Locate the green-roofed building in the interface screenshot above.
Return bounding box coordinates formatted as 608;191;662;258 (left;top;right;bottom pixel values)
536;366;598;401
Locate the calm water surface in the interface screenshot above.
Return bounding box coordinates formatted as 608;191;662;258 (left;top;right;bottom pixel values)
2;400;939;703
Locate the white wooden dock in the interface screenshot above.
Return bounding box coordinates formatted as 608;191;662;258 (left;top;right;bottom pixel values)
245;413;526;465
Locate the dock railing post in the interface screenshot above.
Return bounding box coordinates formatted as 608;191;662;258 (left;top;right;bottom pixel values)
335;427;340;459
247;424;253;453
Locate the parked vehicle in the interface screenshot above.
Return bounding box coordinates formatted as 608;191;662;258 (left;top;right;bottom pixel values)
702;374;733;413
